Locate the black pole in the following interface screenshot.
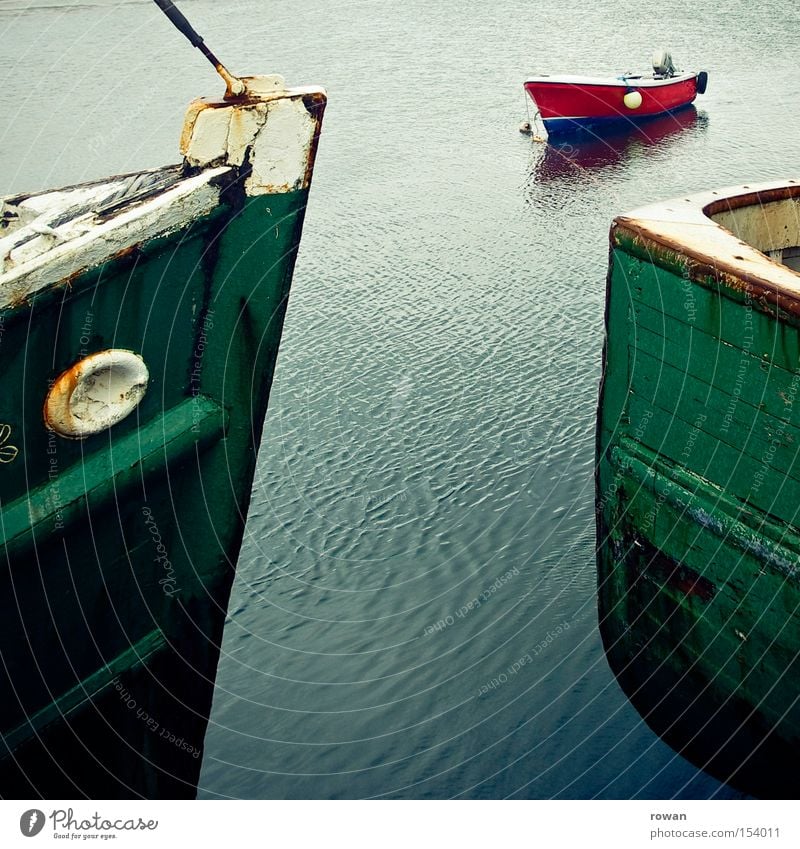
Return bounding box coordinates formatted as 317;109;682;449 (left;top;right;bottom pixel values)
152;0;244;96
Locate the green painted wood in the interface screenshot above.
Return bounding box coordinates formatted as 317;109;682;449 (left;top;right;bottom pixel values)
2;628;166;752
604;453;800;733
624;251;800;368
631;317;800;427
613;226;800;330
610;440;800;578
625;392;800;526
597;234;800;795
596;250;635;462
0;396;225;560
0;212;225;508
0;180;317;799
630;349;800;463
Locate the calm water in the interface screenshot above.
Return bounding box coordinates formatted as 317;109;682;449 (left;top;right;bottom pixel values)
2;0;799;799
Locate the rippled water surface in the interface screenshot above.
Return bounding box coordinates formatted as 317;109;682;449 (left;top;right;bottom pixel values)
2;0;799;800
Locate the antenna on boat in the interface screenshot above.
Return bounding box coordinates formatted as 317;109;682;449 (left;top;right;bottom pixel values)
152;0;245;98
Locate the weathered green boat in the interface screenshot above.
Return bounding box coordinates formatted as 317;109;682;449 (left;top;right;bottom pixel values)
597;180;800;796
0;4;325;798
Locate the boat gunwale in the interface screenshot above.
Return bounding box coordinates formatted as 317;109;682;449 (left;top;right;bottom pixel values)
0;166;232;307
0;163;183;210
0;83;328;309
611;179;800;318
523;71;698;88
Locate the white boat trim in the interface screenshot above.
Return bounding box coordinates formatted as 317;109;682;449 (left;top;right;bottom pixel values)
524;71;697;88
0;79;326;309
180;79;325;196
0;169;228;309
614;179;800;301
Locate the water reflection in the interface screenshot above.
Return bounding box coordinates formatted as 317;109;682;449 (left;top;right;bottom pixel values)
597;534;794;799
531;106;706;183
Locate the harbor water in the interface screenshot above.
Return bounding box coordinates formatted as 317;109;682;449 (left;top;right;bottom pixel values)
1;0;799;799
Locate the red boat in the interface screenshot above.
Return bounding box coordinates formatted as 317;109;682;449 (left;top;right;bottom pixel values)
524;51;707;137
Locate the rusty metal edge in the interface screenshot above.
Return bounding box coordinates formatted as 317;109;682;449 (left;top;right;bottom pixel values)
611;180;800;320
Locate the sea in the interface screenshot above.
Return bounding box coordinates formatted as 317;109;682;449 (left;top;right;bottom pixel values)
1;0;799;800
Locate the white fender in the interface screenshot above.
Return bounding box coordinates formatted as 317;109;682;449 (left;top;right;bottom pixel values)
45;350;149;438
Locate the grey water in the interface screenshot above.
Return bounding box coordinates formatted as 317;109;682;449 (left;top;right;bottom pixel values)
2;0;799;799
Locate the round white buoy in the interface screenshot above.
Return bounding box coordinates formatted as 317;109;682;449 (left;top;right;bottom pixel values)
519;121;532;134
623;90;643;110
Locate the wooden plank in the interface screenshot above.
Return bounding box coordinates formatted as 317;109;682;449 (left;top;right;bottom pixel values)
631;320;800;427
3;628;166;753
629;350;800;482
0;396;226;560
625;392;800;528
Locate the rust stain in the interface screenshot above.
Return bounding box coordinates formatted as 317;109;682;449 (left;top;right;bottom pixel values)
631;535;717;603
215;63;245;100
703;183;800;218
301;91;327;188
44;349;148;438
613;219;800;322
669;569;716;602
5;235;143;312
43;361;81;434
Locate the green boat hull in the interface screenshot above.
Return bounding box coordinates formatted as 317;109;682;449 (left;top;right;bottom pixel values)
0;84;325;797
597;184;800;797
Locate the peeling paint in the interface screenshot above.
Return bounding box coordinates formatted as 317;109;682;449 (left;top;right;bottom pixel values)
0;170;226;307
180;76;326;194
0;80;326;307
613;180;800;319
246;97;318;194
44;350;149;439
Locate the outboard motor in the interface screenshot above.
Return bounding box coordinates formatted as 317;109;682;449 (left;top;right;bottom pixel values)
652;49;675;77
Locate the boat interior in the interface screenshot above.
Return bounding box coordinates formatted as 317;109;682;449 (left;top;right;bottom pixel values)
706;187;800;273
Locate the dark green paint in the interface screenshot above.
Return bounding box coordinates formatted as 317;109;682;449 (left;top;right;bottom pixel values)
0;181;313;798
597;233;800;797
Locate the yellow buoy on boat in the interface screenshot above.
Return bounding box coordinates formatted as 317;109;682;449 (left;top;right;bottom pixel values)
623;90;643;109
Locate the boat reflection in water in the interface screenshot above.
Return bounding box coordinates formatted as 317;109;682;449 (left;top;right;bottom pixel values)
532;106;704;183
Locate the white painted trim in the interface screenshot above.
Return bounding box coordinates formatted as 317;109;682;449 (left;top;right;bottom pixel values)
0;82;326;306
180;83;325;195
524;71;697;88
0;168;227;308
616;179;800;297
